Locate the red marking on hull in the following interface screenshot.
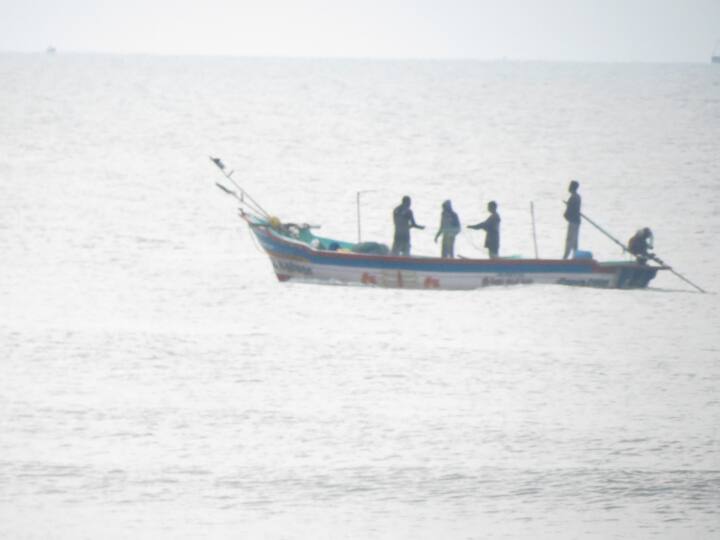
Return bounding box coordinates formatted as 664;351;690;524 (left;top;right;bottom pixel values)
424;277;440;288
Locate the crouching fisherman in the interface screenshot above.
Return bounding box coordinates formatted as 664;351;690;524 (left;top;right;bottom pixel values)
628;227;655;263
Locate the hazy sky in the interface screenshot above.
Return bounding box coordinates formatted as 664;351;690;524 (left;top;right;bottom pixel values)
1;0;719;62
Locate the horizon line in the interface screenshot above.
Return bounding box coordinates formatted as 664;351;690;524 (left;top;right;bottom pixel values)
0;49;714;65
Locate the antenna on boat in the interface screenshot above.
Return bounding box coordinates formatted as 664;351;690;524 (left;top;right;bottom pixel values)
356;190;375;243
210;156;271;219
530;201;539;258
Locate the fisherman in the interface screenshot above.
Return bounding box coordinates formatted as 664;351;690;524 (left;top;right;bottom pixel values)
563;180;582;259
434;200;461;258
628;227;655;263
467;201;501;258
391;195;425;256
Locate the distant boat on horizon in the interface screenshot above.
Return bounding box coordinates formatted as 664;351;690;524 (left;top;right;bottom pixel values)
713;41;720;64
46;46;56;55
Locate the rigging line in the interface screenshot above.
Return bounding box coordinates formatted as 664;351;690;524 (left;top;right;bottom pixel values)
225;173;270;219
464;230;486;253
216;180;268;219
245;224;266;256
211;156;271;218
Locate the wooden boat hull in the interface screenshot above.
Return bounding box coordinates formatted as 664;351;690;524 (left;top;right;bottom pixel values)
249;224;658;290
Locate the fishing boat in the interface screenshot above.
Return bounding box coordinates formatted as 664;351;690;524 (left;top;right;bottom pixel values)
713;41;720;63
241;214;659;290
211;158;672;291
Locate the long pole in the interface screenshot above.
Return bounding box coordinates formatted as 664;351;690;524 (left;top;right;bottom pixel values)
649;255;707;293
563;200;706;293
579;209;628;253
562;199;628;252
530;202;539;259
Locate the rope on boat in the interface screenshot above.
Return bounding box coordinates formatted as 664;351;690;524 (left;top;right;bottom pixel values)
244;223;266;256
463;230;488;254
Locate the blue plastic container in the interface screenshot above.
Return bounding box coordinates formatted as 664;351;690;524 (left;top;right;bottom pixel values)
574;250;593;260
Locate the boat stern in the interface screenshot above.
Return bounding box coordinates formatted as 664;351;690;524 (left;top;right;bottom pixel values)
605;262;661;289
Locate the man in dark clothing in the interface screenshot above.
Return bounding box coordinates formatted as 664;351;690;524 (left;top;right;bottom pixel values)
563;180;581;259
391;195;425;256
628;227;654;263
434;200;461;258
467;201;501;258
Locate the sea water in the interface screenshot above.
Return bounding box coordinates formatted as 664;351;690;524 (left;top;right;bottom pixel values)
0;53;719;539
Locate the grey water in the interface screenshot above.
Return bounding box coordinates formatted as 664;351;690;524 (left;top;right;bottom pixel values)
1;53;719;539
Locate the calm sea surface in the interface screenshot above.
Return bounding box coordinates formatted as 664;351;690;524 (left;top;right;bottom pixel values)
1;53;719;539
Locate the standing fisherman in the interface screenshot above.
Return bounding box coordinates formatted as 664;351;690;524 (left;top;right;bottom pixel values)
563;180;582;259
391;196;425;256
467;201;501;258
434;200;461;258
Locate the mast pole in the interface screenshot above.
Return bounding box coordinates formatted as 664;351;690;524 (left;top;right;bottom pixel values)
530;201;539;259
356;191;361;243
